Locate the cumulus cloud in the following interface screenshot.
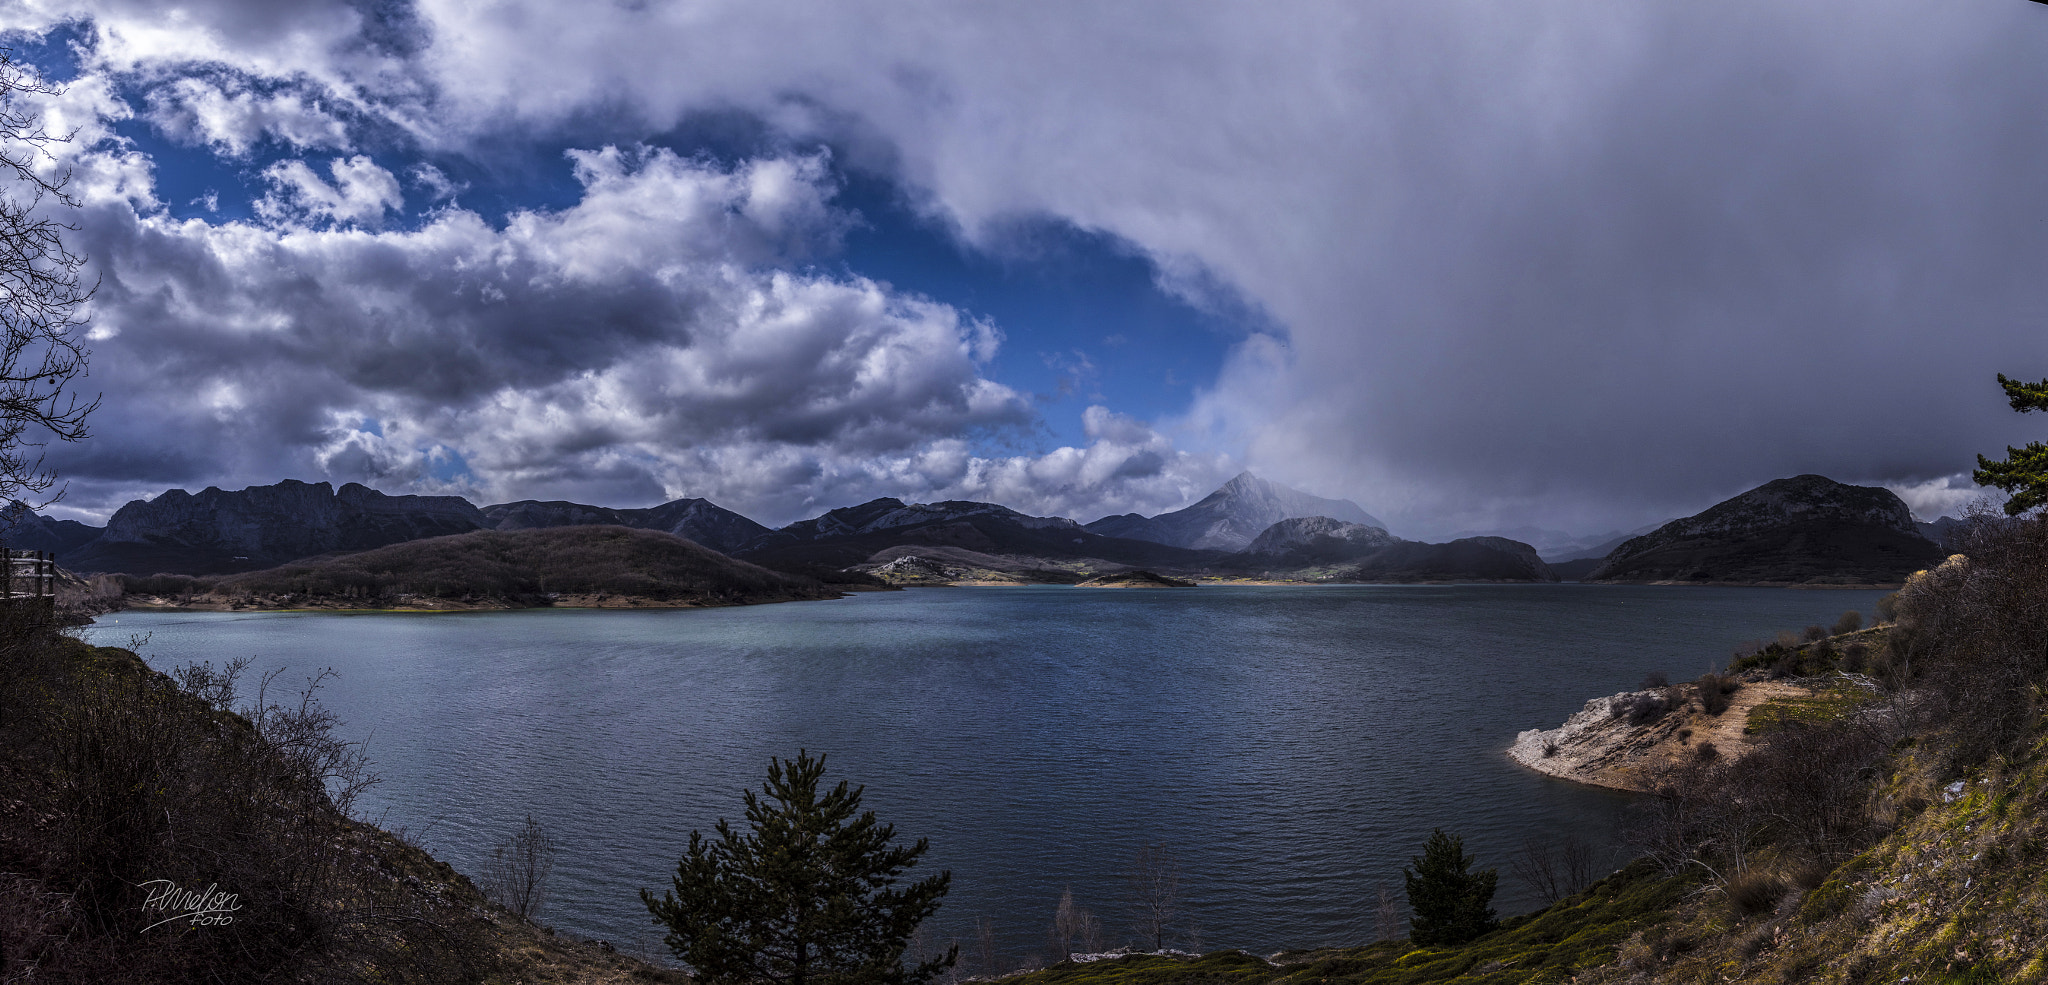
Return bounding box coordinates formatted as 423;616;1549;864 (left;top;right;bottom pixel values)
13;1;2048;533
46;141;1062;522
145;75;352;156
256;154;402;225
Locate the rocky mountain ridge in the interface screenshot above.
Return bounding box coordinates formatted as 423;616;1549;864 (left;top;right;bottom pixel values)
66;480;490;575
1588;474;1944;584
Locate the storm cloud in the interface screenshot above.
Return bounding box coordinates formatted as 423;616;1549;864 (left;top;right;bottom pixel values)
6;1;2046;533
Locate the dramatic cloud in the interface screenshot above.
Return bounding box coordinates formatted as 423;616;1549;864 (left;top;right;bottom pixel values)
7;1;2047;534
40;136;1224;523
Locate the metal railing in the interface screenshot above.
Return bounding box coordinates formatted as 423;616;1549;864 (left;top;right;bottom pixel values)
3;547;55;600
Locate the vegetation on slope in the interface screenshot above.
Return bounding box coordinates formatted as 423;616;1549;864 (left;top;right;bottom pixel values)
0;626;683;983
112;525;841;608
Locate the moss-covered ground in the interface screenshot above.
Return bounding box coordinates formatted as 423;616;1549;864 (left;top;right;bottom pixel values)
988;862;1696;985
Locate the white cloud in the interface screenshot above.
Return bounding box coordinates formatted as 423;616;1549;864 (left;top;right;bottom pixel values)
49;142;1074;523
256;154;402;226
145;76;351;156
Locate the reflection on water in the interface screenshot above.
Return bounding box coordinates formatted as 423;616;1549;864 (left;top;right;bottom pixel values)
112;583;1885;957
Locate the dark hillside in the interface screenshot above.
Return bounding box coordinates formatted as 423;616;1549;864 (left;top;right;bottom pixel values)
121;526;838;608
1588;475;1944;585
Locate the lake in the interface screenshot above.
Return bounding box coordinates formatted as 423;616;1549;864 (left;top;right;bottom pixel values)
104;583;1885;963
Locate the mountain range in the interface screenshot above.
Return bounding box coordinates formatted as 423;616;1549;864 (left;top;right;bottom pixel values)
1;470;1953;589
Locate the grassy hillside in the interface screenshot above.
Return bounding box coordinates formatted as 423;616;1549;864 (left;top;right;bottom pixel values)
115;525;841;608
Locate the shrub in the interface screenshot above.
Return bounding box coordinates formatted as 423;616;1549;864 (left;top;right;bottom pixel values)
1695;741;1719;761
1723;870;1788;918
1832;610;1864;636
1403;829;1498;945
1803;624;1829;643
1640;670;1670;689
1612;691;1673;725
1697;673;1737;716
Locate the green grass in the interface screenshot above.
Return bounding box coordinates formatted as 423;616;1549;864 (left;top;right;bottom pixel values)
993;861;1696;985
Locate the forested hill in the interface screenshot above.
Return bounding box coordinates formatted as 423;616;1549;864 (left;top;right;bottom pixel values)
118;525;842;610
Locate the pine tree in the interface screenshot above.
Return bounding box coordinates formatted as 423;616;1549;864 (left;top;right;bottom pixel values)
641;751;956;985
1974;374;2048;515
1402;829;1498;946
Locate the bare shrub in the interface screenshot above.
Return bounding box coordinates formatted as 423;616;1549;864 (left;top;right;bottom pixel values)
1509;833;1598;906
1640;670;1670;690
1372;884;1403;942
1695;741;1719;761
1832;610;1864;636
1803;624;1829;643
1047;888;1093;962
1127;843;1182;951
970;917;999;977
482;815;557;922
1611;690;1672;725
1887;507;2048;764
1697;672;1737;716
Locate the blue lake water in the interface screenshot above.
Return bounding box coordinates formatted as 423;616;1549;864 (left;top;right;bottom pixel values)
104;584;1885;962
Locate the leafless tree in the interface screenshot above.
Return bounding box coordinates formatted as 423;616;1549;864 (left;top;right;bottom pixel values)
1047;886;1079;962
1508;833;1599;906
1127;842;1182;951
1045;886;1101;961
970;916;999;978
0;50;96;518
483;814;557;922
1371;884;1403;942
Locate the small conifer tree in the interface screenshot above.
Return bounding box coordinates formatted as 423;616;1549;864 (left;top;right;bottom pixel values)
642;750;955;985
1974;374;2048;514
1402;828;1498;945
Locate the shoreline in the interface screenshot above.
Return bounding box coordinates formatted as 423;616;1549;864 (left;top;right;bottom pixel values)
1507;678;1815;793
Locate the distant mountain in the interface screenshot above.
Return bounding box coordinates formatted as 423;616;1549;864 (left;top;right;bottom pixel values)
482;497;772;555
739;497;1223;576
1344;536;1557;583
1224;516;1554;583
1234;516;1398;567
1083;472;1384;551
67;480;489;575
1916;515;1971;552
1587;475;1945;585
0;505;104;561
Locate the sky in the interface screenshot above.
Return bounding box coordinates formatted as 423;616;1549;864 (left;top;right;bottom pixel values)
1;1;2045;539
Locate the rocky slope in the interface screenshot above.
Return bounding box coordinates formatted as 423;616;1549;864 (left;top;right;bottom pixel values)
1587;474;1945;584
1083;472;1384;551
1509;678;1817;792
66;480;489;575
